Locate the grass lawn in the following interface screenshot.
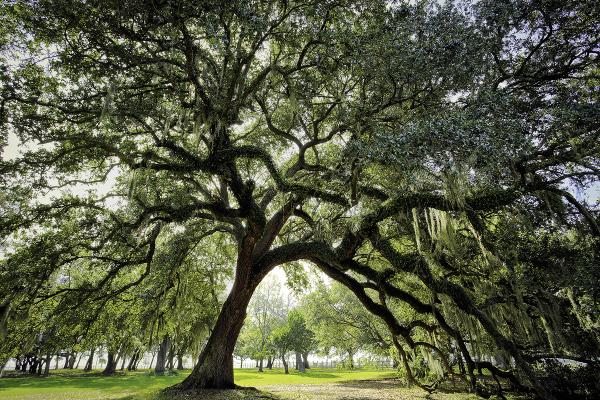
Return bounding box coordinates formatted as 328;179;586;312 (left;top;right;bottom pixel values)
0;368;525;400
0;368;394;399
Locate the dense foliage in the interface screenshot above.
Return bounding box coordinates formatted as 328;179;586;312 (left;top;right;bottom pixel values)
1;0;599;398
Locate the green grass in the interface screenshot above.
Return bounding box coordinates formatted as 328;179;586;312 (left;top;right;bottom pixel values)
0;368;397;399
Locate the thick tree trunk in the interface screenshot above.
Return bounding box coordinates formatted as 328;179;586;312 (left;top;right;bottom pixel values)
84;349;95;372
155;336;170;375
102;352;118;375
266;357;272;369
258;358;263;372
177;354;184;370
176;265;259;390
302;352;309;369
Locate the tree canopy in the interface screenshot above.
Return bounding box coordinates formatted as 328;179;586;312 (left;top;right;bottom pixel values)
1;0;599;398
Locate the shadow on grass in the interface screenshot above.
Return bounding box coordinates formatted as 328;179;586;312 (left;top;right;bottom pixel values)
0;370;183;393
148;387;284;400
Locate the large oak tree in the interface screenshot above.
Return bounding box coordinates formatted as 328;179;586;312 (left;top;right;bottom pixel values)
1;0;599;398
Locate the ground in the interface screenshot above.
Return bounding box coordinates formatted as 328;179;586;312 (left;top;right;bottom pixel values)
0;368;525;400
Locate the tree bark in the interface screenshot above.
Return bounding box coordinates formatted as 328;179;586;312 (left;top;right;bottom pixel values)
266;356;272;369
84;348;95;372
155;336;170;375
302;352;309;369
258;358;263;372
43;354;51;375
68;352;77;369
102;352;117;375
127;350;138;371
176;264;259;389
177;354;184;370
167;345;175;370
296;352;305;372
282;355;289;374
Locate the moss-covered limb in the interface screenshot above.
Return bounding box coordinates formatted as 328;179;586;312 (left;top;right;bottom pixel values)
218;145;349;206
311;258;414;343
544;186;600;237
335;188;525;261
392;335;437;393
413;340;470;387
371;236;553;400
475;361;524;392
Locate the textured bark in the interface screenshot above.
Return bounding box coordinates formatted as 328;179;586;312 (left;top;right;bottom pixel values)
282;355;289;374
127;350;138;371
155;336;170;375
102;352;118;375
43;354;51;375
68;352;77;369
296;352;305;372
84;349;95;372
176;264;259;389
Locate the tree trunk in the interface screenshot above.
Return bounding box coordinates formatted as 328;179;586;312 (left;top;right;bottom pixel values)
149;351;156;369
167;347;175;370
258;358;263;372
75;353;84;369
296;352;305;372
127;351;137;371
120;355;126;371
63;351;70;368
282;355;289;374
55;353;59;370
302;352;309;369
176;354;184;370
266;357;272;369
240;357;244;368
68;352;77;369
103;352;118;375
84;349;95;372
155;336;170;375
43;354;51;375
175;265;259;389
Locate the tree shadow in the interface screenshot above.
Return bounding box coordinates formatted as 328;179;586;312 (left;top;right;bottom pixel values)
151;387;284;400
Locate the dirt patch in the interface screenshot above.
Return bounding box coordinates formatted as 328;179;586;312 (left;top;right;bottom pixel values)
262;379;477;400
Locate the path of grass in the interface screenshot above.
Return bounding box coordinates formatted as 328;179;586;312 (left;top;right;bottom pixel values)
0;368;395;399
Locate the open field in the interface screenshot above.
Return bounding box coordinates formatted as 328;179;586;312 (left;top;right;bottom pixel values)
0;368;527;400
